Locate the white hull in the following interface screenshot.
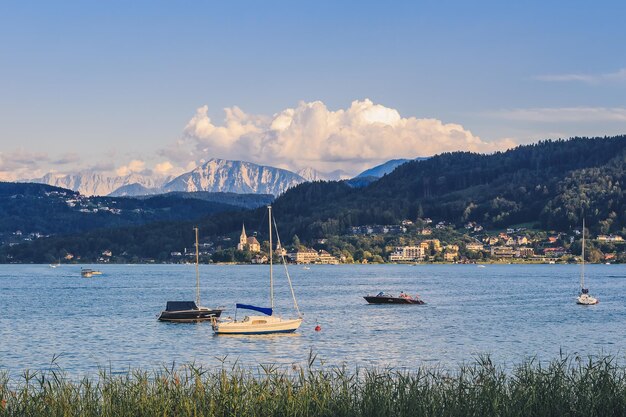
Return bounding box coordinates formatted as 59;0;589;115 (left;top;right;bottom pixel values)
577;293;598;305
214;315;302;335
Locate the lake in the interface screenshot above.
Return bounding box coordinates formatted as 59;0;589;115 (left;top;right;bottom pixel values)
0;264;624;376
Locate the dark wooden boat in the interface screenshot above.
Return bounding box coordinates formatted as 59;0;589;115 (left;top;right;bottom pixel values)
158;227;224;322
158;301;223;322
364;292;425;305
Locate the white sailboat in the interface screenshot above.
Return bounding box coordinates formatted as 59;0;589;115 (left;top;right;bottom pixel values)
577;218;598;305
213;205;303;335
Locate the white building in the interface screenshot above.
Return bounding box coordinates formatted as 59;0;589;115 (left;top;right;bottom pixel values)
389;246;425;262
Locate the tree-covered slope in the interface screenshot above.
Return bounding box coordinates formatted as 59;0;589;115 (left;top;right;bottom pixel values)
0;182;243;236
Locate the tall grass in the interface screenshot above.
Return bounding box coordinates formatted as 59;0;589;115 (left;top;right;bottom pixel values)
1;355;626;416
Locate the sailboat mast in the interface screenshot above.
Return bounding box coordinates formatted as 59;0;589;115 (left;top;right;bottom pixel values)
268;205;274;310
194;227;200;306
581;218;585;289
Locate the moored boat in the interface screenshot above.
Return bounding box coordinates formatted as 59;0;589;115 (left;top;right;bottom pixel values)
213;206;302;335
364;292;425;305
158;301;223;322
577;218;598;305
158;227;223;322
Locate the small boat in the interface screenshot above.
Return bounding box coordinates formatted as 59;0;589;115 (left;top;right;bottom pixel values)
159;301;223;322
577;219;598;305
364;292;425;305
80;268;101;278
158;227;223;322
49;258;61;268
213;206;302;335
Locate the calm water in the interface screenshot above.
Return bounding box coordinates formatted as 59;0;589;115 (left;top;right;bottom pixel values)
0;264;624;375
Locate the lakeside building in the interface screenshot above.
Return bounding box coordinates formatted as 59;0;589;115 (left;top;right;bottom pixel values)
389;246;425;262
287;248;339;264
251;255;269;264
237;224;260;252
490;246;517;258
444;251;459;261
317;250;340;264
518;247;534;258
288;248;319;264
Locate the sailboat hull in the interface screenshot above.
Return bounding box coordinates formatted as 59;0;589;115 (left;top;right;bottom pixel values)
576;294;598;305
213;316;302;335
159;307;223;322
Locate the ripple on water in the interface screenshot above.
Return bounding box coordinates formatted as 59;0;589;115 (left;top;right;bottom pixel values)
0;264;624;376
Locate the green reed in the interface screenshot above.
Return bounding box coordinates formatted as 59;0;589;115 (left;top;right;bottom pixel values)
1;355;626;417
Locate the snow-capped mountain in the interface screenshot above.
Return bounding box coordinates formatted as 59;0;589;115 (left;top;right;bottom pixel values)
30;172;170;197
30;158;415;197
297;167;350;181
162;159;305;196
297;167;325;181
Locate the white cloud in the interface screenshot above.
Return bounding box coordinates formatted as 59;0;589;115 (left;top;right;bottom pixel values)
115;159;146;176
0;150;51;181
153;161;185;176
182;99;516;174
534;68;626;84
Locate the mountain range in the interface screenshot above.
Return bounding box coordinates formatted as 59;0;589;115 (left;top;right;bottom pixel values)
28;158;403;197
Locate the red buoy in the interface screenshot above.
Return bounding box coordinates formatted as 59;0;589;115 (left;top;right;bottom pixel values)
315;325;321;332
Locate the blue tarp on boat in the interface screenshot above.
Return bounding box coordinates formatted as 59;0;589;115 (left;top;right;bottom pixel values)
236;303;273;316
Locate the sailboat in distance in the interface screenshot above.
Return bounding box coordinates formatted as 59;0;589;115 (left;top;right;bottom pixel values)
213;205;303;334
577;218;598;305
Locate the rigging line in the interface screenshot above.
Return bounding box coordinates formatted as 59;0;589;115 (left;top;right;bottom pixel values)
273;215;302;318
255;206;269;242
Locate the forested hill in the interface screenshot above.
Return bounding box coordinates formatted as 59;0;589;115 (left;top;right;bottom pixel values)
267;136;626;239
3;135;626;262
0;182;256;236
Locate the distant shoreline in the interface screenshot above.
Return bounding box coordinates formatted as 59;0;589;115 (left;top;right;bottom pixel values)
3;261;618;266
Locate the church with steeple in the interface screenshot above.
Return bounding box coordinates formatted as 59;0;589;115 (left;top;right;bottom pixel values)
237;224;260;252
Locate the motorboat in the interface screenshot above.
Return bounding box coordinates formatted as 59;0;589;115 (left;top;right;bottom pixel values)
81;268;101;278
364;292;425;305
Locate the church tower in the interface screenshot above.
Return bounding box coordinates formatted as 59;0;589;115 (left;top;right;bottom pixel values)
237;224;247;251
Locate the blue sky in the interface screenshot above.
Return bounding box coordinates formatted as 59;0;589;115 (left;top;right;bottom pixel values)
1;0;625;179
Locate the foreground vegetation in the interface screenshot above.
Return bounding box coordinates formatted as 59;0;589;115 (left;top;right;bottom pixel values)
2;355;626;416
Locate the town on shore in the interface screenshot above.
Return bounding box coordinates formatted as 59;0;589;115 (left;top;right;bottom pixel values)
45;217;625;265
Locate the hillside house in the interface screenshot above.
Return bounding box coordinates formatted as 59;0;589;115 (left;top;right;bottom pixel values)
466;242;484;252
